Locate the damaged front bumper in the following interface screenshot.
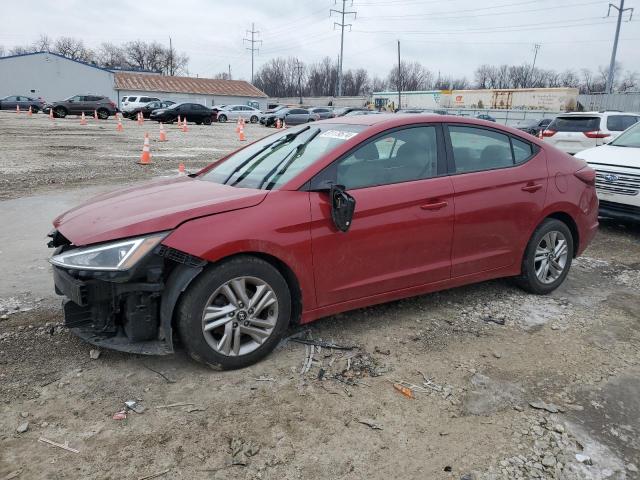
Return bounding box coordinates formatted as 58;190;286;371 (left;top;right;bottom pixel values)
51;241;204;355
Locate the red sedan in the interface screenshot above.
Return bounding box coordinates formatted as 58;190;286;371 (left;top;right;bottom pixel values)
48;114;598;369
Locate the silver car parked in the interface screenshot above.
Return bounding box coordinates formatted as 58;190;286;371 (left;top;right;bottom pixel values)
216;105;262;123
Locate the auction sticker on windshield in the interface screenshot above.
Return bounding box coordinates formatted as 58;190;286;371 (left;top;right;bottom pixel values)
320;130;359;140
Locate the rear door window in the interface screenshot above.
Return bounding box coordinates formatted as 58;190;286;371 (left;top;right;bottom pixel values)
128;96;138;102
548;116;601;132
448;125;534;173
606;115;639;132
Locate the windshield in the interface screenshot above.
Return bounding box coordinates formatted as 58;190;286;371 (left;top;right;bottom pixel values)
200;124;365;190
610;122;640;148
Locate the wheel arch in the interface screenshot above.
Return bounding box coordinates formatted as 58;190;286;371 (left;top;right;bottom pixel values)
544;211;580;258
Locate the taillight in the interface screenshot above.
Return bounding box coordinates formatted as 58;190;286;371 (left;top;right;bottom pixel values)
542;129;556;137
583;131;610;139
574;166;596;186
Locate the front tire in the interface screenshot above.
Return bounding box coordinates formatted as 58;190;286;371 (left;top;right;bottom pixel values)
514;219;573;295
250;115;258;123
218;114;227;123
97;108;109;119
203;117;212;125
177;256;291;369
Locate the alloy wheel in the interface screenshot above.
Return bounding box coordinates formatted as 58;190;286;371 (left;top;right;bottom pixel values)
534;231;569;284
201;276;279;356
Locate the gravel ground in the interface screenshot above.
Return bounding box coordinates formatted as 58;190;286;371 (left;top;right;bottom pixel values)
0;112;639;479
0;110;273;200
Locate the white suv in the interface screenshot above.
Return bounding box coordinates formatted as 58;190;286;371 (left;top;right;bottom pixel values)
575;121;640;222
121;95;161;113
542;111;640;154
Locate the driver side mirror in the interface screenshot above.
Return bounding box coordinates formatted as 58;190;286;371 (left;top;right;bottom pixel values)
330;184;356;232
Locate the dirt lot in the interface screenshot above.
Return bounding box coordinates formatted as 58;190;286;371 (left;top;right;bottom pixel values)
0;111;639;479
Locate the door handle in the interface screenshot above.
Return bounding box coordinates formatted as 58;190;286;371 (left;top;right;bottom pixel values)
521;183;543;193
420;201;448;211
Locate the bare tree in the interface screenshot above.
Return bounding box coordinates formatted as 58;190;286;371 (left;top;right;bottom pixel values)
370;76;387;93
53;37;94;62
32;34;52;52
619;70;638;92
388;60;433;92
213;72;232;80
95;42;127;69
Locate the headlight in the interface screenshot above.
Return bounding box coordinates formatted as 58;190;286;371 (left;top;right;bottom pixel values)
49;232;168;271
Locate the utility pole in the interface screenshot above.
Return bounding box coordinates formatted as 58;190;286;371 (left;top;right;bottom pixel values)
330;0;357;97
295;60;304;104
228;64;231;80
606;0;634;93
244;23;262;84
525;43;541;88
397;40;401;111
168;37;173;76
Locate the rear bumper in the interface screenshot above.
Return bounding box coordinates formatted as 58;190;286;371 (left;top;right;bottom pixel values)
599;200;640;222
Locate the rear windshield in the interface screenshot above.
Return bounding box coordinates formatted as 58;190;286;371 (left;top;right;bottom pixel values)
201;124;365;190
548;116;600;132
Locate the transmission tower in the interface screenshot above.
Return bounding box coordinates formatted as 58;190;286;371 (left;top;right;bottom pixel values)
244;23;262;84
330;0;357;97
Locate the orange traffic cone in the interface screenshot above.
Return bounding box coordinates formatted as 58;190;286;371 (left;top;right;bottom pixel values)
177;115;182;127
159;123;167;142
80;112;87;125
16;105;20;114
282;119;287;129
235;117;241;133
275;118;281;129
49;108;54;121
116;115;124;132
178;163;186;176
138;132;152;165
238;123;246;141
28;106;33;117
181;118;188;133
137;112;144;125
93;110;98;120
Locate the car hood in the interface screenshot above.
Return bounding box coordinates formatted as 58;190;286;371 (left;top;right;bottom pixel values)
54;177;268;246
575;144;640;168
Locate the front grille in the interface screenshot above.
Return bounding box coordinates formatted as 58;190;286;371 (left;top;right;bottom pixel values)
599;200;640;216
595;169;640;196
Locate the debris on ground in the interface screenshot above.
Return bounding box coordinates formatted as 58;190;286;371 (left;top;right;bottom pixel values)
358;419;383;430
229;438;260;466
290;337;356;350
155;402;195;409
16;421;29;433
575;453;593;465
374;346;391;355
89;349;101;360
529;400;561;413
112;410;127;420
137;468;171;480
393;382;416;399
38;437;79;454
125;400;145;414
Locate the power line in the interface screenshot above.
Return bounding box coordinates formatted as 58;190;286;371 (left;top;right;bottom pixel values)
243;23;262;84
330;0;357;97
606;0;634;93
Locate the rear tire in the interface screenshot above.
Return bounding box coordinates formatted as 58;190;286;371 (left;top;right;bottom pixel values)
97;108;109;119
177;256;291;370
250;115;258;123
218;114;227;123
514;219;573;295
203;117;212;125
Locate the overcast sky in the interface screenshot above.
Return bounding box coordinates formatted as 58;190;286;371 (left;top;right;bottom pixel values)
2;0;639;82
